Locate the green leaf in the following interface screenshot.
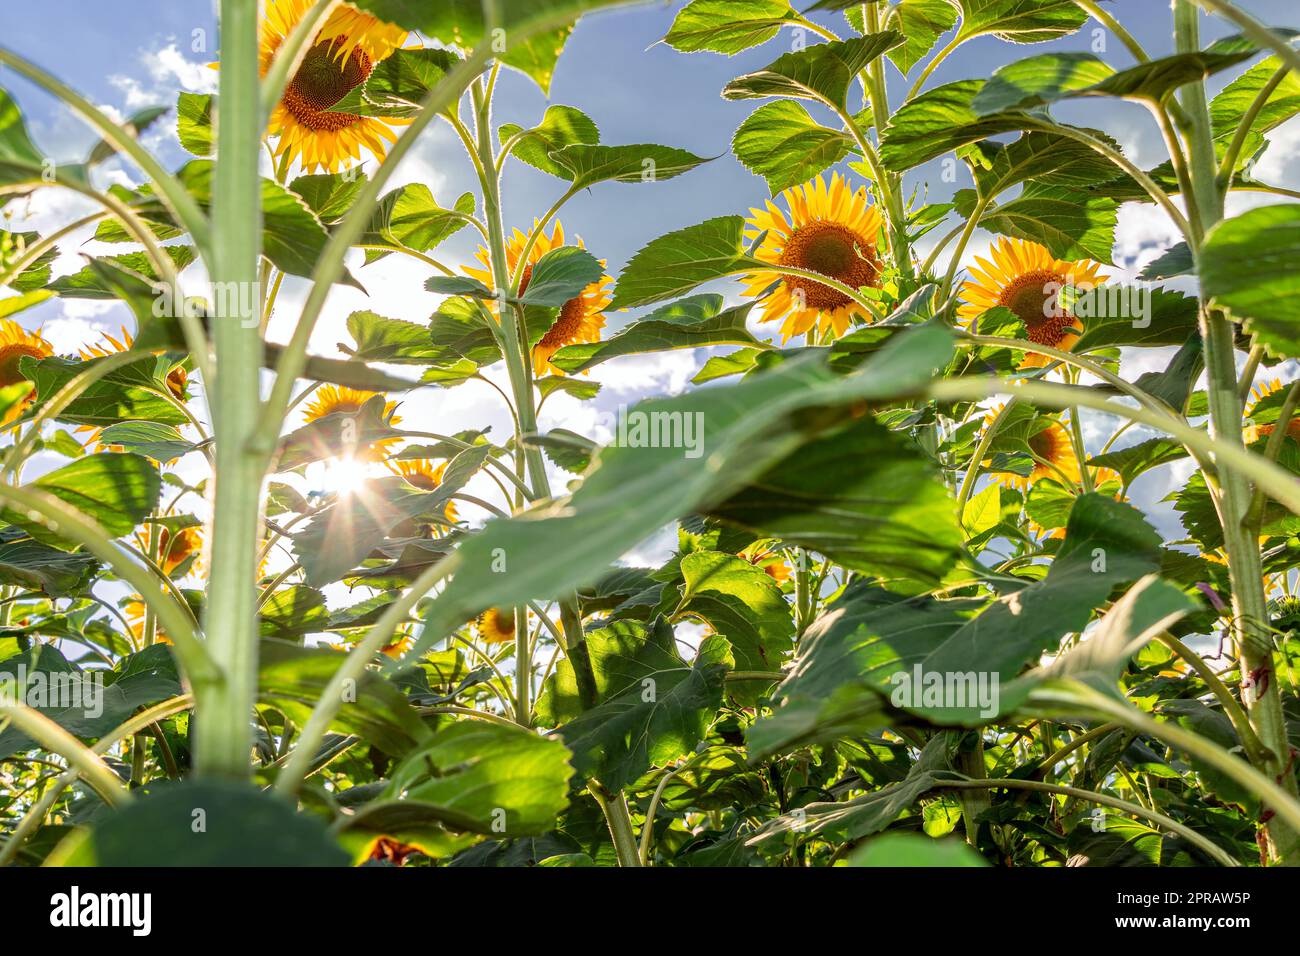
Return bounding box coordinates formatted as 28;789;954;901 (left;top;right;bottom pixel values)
0;289;53;320
1088;437;1189;487
373;721;574;834
753;735;963;841
732;100;854;194
424;274;495;298
548;143;711;190
537;617;732;789
349;0;630;93
289;171;367;224
1138;241;1194;281
258;639;431;756
0;645;181;759
610;216;747;310
0;88;49;191
24;353;189;427
976;183;1118;263
516;246;604;307
49;248;196;298
551;294;762;374
1200;204;1300;358
750;494;1163;752
722;33;905;110
973;41;1273;114
959;129;1124;199
258;586;331;639
67;780;348;866
677;551;795;691
499;105;600;179
663;0;798;54
704;413;963;592
176;92;214;156
850;832;990;867
408;327;955;665
1211;55;1300;159
331;47;460;117
342;310;444;364
1071;287;1200;351
6;453;160;546
882;0;960;72
360;184;474;262
954;0;1088;44
880;80;1037;171
0;526;98;597
694;347;762;383
96;422;196;462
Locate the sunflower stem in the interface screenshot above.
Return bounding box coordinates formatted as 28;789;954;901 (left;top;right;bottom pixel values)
197;0;265;780
1175;0;1299;864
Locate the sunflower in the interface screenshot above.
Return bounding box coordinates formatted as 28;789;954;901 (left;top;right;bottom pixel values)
81;326;188;400
464;220;611;375
1246;378;1300;444
135;525;203;577
762;559;792;585
387;458;459;529
990;415;1082;493
125;599;169;647
301;384;401;459
959;238;1106;369
256;0;410;173
476;607;516;644
0;320;53;424
381;633;413;660
740;174;884;344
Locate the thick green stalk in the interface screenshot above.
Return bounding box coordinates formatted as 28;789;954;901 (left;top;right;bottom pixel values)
862;0;913;279
197;0;265;779
1175;0;1298;864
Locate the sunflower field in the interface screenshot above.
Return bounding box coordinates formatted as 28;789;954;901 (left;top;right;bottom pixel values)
0;0;1299;874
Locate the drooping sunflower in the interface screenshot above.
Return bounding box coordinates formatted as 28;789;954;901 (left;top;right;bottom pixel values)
256;0;410;173
740;173;884;344
388;458;458;529
959;237;1106;369
0;320;53;424
476;607;516;644
301;384;401;459
1246;378;1300;444
464;220;612;375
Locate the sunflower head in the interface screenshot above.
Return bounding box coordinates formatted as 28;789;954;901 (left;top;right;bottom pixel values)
741;174;884;344
388;458;459;530
959;238;1106;369
125;599;169;646
81;326;187;400
381;633;414;660
761;559;792;585
302;384;401;459
257;0;409;173
476;607;516;644
1246;378;1300;444
464;220;612;375
0;320;52;422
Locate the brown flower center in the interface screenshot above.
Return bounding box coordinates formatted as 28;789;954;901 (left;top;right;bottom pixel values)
0;343;45;390
281;40;371;133
997;268;1076;347
777;221;879;311
405;469;441;491
1028;426;1061;462
538;297;589;351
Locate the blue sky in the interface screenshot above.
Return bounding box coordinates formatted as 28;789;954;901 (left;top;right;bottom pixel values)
1;0;1298;554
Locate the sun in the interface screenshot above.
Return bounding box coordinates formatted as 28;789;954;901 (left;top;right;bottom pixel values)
959;237;1106;369
740;173;884;344
0;319;53;424
321;455;374;497
463;219;612;375
254;0;411;173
